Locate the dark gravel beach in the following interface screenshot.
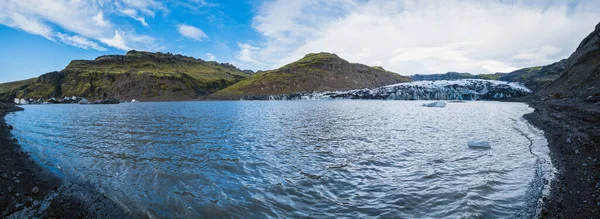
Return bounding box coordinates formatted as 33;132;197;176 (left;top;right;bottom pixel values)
525;99;600;218
0;102;129;218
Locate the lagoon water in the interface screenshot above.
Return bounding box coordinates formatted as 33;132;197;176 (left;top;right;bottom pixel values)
6;101;552;218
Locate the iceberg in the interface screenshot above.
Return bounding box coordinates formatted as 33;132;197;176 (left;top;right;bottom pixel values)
468;140;491;148
422;101;447;108
79;99;89;104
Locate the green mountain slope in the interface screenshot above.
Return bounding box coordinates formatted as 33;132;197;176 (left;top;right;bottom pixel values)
498;60;567;92
11;51;250;101
212;52;412;99
0;78;36;102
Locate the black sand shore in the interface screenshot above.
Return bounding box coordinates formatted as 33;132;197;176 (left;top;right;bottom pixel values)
0;103;129;218
524;99;600;218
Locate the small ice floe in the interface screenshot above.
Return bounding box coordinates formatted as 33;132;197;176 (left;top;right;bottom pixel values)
468;140;491;149
422;101;447;108
79;98;89;104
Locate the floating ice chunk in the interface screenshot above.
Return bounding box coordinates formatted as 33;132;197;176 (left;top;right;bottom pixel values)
468;140;491;148
422;101;447;108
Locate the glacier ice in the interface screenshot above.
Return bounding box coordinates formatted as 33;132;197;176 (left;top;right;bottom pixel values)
242;79;533;101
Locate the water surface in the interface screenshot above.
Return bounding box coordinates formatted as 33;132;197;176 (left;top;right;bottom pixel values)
7;101;551;218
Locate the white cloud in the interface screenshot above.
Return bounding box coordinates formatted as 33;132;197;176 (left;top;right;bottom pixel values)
0;0;160;51
191;0;218;7
119;8;149;27
177;24;208;41
120;0;167;17
238;0;600;74
56;32;107;51
92;12;108;27
205;53;216;61
0;12;54;40
237;43;267;67
100;31;129;50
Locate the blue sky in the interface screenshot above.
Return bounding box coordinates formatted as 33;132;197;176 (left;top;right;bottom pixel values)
1;0;600;83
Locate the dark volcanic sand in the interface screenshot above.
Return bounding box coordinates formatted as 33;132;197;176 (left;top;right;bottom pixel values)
0;103;129;218
525;99;600;218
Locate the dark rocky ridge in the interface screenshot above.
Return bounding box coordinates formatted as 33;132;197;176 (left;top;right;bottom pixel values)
212;52;412;99
539;22;600;98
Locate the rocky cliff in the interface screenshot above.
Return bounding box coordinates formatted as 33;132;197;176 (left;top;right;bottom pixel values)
212;52;412;99
539;22;600;98
10;51;250;101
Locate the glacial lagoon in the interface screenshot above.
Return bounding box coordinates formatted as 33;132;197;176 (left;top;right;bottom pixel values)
6;101;553;218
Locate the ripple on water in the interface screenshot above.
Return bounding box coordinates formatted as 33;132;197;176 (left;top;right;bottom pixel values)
6;101;552;218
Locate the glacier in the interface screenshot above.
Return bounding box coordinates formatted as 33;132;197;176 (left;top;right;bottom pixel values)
242;79;532;101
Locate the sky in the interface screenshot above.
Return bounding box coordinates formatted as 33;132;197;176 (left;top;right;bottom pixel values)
1;0;600;83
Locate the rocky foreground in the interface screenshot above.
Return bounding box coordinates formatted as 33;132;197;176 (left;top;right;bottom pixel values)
0;102;129;218
524;99;600;218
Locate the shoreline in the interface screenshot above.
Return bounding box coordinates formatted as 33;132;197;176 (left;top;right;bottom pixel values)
0;103;129;218
523;98;600;218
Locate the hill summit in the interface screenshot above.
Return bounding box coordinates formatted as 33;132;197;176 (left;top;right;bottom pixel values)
213;52;412;99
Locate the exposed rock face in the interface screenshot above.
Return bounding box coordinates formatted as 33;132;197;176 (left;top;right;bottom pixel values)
539;22;600;98
212;52;412;99
10;51;250;101
242;79;531;101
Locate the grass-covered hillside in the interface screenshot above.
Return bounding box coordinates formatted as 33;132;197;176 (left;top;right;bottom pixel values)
499;60;566;92
0;78;36;102
212;52;412;99
11;51;251;101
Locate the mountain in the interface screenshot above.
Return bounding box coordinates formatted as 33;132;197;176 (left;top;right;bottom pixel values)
8;51;250;101
498;60;567;92
411;72;505;81
245;79;532;101
0;78;36;102
410;63;568;92
212;52;412;99
538;22;600;98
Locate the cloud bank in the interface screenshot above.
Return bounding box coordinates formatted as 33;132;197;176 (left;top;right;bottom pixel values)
0;0;167;51
237;0;600;74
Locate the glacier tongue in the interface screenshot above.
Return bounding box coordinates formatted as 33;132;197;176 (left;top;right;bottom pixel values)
243;79;533;101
